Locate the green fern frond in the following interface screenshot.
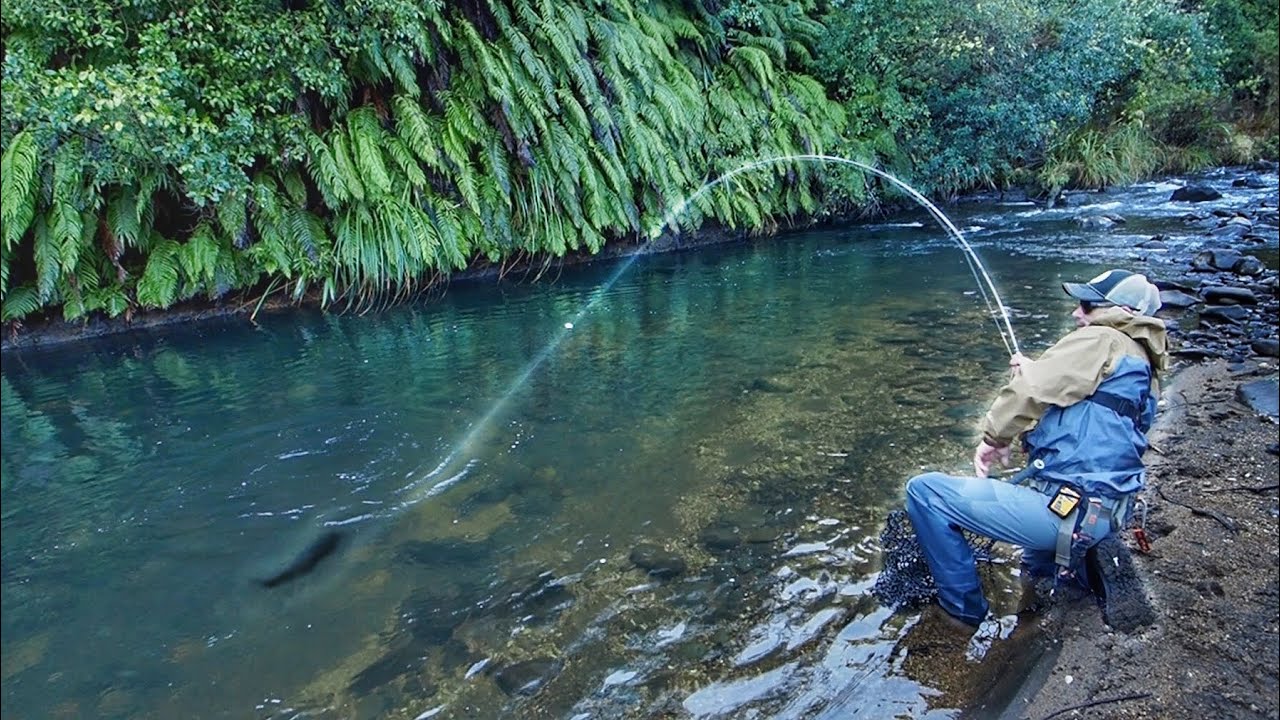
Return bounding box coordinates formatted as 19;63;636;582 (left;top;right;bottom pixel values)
348;108;393;197
385;137;428;190
136;239;180;308
392;95;445;169
387;47;421;99
329;130;366;203
304;131;350;207
1;130;40;251
1;284;41;321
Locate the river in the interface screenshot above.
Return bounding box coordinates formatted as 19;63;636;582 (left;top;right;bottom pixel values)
2;168;1276;719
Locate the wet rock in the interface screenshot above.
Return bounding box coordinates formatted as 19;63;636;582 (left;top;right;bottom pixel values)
1233;176;1269;189
1191;249;1241;272
493;658;561;696
1251;339;1279;358
349;644;430;695
1203;286;1258;305
629;543;687;578
1174;346;1222;361
1247;159;1279;172
1171;185;1223;202
1236;379;1279;418
503;571;574;619
1137;238;1169;250
747;377;792;394
1199;306;1250;324
1155;279;1197;293
700;525;743;551
395;538;491;566
1159;290;1200;309
1210;223;1251;241
1076;215;1116;229
1232;256;1266;277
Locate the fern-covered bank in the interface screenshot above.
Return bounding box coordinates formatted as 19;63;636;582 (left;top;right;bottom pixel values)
2;0;1276;327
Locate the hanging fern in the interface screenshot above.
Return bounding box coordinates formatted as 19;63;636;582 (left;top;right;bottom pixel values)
1;131;40;265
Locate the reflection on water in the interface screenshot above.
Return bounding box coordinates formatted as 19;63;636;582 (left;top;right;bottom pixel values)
2;170;1276;719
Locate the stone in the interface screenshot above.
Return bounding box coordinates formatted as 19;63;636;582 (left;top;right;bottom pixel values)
493;658;561;696
1173;346;1221;361
1171;184;1223;202
1203;286;1258;305
700;525;743;551
1137;239;1169;250
1232;256;1266;277
1191;249;1241;272
1232;176;1269;189
1210;223;1250;241
1200;306;1250;324
629;543;688;578
1077;215;1116;229
1159;290;1199;309
1236;379;1279;419
1251;338;1280;358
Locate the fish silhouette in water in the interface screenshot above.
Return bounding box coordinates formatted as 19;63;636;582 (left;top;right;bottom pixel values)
259;530;344;588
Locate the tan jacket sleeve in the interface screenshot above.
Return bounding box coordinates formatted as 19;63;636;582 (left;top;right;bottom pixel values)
979;326;1117;447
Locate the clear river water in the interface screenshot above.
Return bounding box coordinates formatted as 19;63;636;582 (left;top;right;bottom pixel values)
2;169;1276;719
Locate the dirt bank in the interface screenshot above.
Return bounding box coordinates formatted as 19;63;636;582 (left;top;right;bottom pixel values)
995;358;1279;720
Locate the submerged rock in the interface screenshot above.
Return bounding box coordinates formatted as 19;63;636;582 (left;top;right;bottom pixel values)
493;658;561;696
629;543;687;578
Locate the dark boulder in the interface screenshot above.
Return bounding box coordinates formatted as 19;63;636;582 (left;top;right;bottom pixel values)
1232;256;1266;277
1171;185;1223;202
1232;176;1268;189
1203;286;1258;305
1246;159;1279;172
699;525;743;551
493;658;562;696
1077;215;1117;229
1154;278;1197;293
1199;306;1250;324
1210;223;1250;241
1173;346;1222;361
1158;290;1200;309
1137;239;1169;250
629;543;687;578
1191;249;1241;272
1251;338;1280;358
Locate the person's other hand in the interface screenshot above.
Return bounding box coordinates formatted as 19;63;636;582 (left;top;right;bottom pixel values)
1009;352;1029;377
973;441;1011;477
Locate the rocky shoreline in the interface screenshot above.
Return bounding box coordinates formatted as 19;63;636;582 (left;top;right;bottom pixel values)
992;164;1279;720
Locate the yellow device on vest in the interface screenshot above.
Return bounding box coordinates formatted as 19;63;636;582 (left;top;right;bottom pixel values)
1048;486;1082;518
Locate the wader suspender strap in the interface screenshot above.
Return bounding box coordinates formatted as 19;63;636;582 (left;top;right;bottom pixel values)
1009;461;1135;570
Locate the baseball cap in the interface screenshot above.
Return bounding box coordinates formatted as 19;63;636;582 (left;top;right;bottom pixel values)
1062;269;1162;315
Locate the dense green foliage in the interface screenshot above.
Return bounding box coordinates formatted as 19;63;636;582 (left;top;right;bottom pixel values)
1;0;1273;322
815;0;1274;197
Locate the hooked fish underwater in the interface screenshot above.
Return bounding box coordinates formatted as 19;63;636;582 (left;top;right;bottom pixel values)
258;530;344;588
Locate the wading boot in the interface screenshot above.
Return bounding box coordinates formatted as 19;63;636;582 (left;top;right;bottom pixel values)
1085;533;1157;632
